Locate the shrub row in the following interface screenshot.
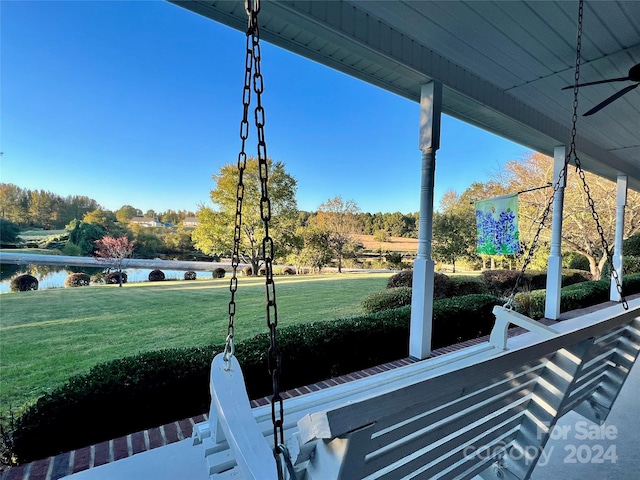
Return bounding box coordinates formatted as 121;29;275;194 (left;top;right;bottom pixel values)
515;273;640;319
11;293;501;463
386;269;592;300
361;287;412;313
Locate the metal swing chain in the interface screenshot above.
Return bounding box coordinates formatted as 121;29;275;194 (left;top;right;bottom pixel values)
567;0;627;310
245;0;286;457
223;1;255;366
507;0;626;310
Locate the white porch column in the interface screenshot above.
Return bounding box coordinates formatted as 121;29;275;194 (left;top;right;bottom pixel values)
410;82;442;360
611;175;627;301
544;146;567;320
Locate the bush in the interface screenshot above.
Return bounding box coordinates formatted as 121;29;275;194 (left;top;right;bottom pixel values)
566;252;591;271
258;265;267;276
601;256;640;278
387;270;412;288
283;267;296;275
432;294;502;349
514;273;640;319
624;234;640;256
184;271;197;281
386;270;451;300
148;269;165;282
212;268;226;279
242;266;253;276
12;293;502;463
562;270;591;287
527;271;547;291
433;272;452;299
105;272;127;285
449;276;489;297
9;274;38;292
361;287;412;313
480;270;521;296
64;273;90;288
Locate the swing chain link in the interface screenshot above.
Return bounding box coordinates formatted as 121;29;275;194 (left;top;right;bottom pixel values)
508;0;626;311
567;0;627;309
244;0;286;453
224;4;256;367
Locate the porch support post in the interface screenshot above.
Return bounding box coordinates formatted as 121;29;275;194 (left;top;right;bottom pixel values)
544;146;567;320
611;175;627;301
410;81;442;360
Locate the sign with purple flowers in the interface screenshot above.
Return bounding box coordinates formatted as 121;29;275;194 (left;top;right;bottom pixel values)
475;194;521;255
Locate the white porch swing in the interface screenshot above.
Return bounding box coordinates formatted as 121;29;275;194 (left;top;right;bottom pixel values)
198;1;640;479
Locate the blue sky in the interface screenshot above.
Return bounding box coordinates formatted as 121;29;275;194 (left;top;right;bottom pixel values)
1;0;532;215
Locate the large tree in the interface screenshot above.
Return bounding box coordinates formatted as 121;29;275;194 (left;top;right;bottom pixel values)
496;152;640;279
432;211;472;273
83;209;127;237
288;226;332;273
313;196;362;273
115;205;142;223
0;184;30;225
28;189;57;229
192;158;298;274
65;219;106;256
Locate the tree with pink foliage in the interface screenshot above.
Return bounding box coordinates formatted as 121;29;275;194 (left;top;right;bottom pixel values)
94;235;135;287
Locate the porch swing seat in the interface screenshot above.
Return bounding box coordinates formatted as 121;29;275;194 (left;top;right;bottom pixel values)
197;301;640;480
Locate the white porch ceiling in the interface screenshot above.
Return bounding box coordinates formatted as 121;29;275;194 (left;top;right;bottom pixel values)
171;0;640;192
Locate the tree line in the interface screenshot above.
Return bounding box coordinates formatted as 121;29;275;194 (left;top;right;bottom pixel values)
0;178;418;270
0;183;197;230
7;152;635;279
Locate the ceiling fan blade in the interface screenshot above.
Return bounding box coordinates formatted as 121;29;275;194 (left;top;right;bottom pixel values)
561;76;630;90
583;83;639;116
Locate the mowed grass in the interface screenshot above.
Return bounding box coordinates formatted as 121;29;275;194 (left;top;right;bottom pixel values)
0;273;390;413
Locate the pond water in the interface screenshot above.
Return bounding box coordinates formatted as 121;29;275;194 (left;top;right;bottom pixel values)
0;265;200;294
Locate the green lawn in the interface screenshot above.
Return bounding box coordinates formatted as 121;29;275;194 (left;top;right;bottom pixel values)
0;273;390;413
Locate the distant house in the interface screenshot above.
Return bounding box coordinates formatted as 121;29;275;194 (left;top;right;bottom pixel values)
182;217;199;227
129;217;163;228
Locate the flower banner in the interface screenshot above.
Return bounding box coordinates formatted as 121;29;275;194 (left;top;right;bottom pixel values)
475;193;521;255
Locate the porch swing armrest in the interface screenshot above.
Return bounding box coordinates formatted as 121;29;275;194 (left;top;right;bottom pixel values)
209;353;279;480
490;305;559;350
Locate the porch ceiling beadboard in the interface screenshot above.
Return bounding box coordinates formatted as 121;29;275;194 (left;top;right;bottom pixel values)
171;0;640;191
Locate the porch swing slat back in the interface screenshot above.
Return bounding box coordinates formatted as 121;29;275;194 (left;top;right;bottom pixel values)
200;302;640;479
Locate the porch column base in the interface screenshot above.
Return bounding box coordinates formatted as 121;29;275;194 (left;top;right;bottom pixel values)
545;256;563;319
410;257;435;360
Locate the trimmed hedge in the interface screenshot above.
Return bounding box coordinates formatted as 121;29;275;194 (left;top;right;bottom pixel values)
386;270;452;300
449;276;489;297
387;270;412;288
515;273;640;319
12;293;501;463
212;268;226;279
361;287;412;313
64;273;90;288
562;270;592;287
184;271;197;281
242;266;253;276
10;274;38;292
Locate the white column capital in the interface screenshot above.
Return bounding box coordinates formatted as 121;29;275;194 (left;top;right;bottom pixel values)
419;82;442;153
